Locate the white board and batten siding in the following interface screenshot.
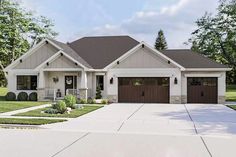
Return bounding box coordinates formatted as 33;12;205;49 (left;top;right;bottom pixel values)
14;44;58;69
106;47;182;101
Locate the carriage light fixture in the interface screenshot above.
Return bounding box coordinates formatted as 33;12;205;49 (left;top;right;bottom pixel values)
110;77;113;84
174;77;178;84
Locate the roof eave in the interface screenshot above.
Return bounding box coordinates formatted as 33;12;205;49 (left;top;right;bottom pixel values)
184;68;232;71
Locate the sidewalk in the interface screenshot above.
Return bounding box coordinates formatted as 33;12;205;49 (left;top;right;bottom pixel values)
0;104;51;116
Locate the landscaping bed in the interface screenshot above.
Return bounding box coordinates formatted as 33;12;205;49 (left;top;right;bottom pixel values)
0;118;66;125
14;105;103;118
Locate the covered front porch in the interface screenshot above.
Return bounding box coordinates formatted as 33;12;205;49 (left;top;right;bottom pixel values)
37;69;89;101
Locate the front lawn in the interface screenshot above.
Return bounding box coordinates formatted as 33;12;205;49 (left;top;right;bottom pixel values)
15;105;103;118
0;101;49;113
0;118;66;125
0;87;50;113
226;85;236;101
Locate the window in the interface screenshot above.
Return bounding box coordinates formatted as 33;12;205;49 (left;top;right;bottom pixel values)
17;75;37;90
96;75;104;90
132;78;143;86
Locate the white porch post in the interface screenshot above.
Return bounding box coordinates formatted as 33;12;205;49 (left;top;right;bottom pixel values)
38;70;45;88
37;70;46;101
80;70;88;99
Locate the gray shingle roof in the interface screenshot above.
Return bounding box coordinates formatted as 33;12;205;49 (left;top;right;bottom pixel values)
68;36;140;69
49;37;228;70
48;39;92;68
160;49;228;69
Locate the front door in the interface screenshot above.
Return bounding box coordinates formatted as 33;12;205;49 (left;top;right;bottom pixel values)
65;76;77;95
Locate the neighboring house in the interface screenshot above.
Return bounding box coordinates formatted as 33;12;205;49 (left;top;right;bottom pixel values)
4;36;231;104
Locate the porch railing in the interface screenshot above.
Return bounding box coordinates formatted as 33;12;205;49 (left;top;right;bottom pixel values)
66;89;80;98
45;88;56;101
44;88;81;101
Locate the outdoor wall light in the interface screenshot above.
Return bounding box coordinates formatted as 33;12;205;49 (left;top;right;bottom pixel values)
110;77;113;84
174;77;178;84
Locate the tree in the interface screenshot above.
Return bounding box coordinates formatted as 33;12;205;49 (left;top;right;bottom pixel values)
188;0;236;84
154;29;168;50
0;0;58;86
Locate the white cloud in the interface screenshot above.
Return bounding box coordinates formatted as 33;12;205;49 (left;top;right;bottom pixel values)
160;0;190;15
73;0;218;48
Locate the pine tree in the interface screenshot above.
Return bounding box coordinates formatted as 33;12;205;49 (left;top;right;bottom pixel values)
154;30;168;50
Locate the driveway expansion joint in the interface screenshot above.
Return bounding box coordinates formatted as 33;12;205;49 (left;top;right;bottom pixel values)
51;132;90;157
184;104;213;157
117;104;144;131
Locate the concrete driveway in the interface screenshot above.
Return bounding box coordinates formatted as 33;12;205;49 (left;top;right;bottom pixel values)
45;103;236;135
1;103;236;157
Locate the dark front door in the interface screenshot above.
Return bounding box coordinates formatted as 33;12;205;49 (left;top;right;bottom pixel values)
187;77;217;103
65;76;77;94
118;77;169;103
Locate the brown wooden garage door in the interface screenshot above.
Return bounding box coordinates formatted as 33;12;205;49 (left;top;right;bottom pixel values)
187;77;217;103
118;77;169;103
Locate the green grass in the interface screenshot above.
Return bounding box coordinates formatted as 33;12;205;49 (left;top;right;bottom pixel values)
15;105;103;118
0;87;7;101
0;118;66;125
0;87;50;113
227;105;236;110
0;101;50;113
226;85;236;101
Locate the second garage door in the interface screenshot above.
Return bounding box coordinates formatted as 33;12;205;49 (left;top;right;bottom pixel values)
118;77;169;103
187;77;218;103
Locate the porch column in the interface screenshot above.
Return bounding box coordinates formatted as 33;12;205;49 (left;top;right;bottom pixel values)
79;70;88;99
37;70;45;101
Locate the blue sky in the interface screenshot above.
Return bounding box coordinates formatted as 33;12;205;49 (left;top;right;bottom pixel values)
18;0;219;48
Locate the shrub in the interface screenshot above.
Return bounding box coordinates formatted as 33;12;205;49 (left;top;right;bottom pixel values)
29;92;38;101
52;101;67;114
101;99;108;104
79;99;87;104
87;97;96;104
64;94;76;109
44;108;59;114
95;86;102;99
17;92;28;101
5;92;16;101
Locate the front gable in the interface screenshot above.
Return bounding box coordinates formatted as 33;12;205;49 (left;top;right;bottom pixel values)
45;55;81;69
113;47;175;69
14;43;59;69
